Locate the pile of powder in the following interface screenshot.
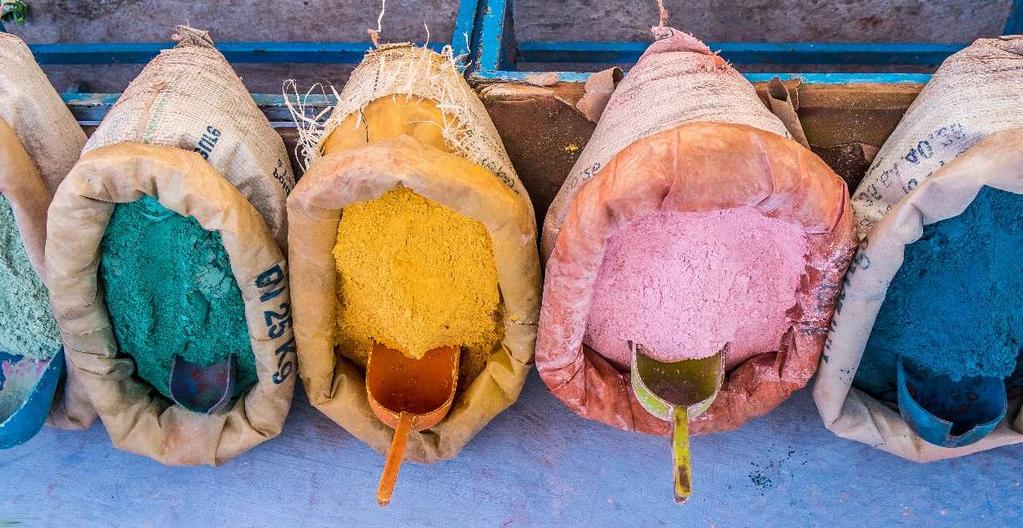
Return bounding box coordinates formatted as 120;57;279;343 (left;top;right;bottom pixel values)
0;196;61;360
0;196;60;423
854;187;1023;402
584;207;808;369
100;196;255;402
333;186;502;386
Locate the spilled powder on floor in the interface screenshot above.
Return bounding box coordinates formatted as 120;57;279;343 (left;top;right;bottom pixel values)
100;196;256;401
0;195;61;360
854;187;1023;402
333;186;503;386
584;207;808;369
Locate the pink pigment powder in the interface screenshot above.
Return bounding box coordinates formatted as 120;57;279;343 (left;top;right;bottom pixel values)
583;207;808;369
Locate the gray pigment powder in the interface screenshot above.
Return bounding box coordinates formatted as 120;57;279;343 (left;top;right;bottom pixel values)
0;195;61;360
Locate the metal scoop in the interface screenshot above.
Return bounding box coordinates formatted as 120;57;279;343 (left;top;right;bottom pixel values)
631;341;725;503
169;354;236;414
366;343;460;506
896;354;1006;448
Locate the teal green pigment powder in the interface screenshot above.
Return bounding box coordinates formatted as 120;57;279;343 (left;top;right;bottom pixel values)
854;187;1023;402
100;196;256;401
0;195;61;360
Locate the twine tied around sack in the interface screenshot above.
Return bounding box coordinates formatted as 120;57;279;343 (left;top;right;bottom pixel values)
172;25;215;49
651;0;673;41
368;0;387;47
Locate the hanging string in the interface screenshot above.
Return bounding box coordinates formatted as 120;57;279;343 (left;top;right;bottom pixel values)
652;0;672;40
368;0;386;47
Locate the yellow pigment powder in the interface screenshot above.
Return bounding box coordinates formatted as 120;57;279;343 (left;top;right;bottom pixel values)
333;186;503;385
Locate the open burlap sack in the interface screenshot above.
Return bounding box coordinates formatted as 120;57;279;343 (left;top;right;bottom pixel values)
289;44;540;462
45;27;296;465
83;26;293;249
0;32;93;432
537;28;855;436
849;36;1023;237
48;143;295;465
814;37;1023;462
541;29;790;261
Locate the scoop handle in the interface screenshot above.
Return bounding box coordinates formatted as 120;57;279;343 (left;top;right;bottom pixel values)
377;411;414;506
672;406;692;503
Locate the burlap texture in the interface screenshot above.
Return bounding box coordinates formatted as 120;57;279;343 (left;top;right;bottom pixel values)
83;26;294;249
816;37;1023;461
290;45;539;462
541;29;790;260
815;137;1023;463
0;118;55;296
290;136;539;462
47;143;296;465
0;33;94;430
0;33;86;192
538;122;854;435
309;44;531;212
850;36;1023;238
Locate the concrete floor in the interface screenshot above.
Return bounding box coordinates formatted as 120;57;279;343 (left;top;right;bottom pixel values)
1;374;1021;526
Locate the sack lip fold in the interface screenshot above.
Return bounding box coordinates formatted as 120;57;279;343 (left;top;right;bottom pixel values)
0;117;53;281
538;121;856;437
288;134;540;463
815;128;1023;462
1;32;94;431
46;141;296;466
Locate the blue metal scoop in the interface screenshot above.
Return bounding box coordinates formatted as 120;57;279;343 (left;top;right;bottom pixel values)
169;354;236;414
0;349;64;449
896;355;1006;448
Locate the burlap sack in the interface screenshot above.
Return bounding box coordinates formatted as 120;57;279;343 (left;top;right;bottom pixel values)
0;32;93;431
83;26;294;249
0;33;84;193
849;36;1023;237
45;27;297;465
48;143;295;465
814;37;1023;462
290;45;540;462
541;29;790;261
537;29;856;436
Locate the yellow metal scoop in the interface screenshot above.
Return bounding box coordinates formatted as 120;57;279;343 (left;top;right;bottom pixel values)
630;341;725;503
366;343;460;506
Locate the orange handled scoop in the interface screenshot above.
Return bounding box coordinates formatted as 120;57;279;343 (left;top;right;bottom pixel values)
366;343;460;506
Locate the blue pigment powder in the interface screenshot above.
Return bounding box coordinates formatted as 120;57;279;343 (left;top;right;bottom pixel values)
854;187;1023;402
99;196;256;402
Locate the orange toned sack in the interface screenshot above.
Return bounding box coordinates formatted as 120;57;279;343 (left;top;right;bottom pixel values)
287;45;540;494
537;28;856;439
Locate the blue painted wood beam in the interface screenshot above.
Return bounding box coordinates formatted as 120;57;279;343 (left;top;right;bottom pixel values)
29;41;449;65
471;68;929;85
451;0;482;59
62;92;337;125
476;0;512;75
516;41;965;66
1006;0;1023;34
471;0;935;84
